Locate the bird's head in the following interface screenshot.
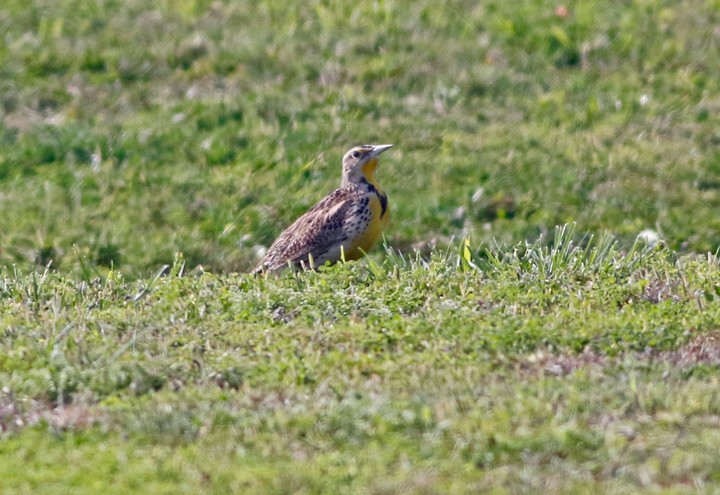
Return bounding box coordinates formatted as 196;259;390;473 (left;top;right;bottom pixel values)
341;144;393;186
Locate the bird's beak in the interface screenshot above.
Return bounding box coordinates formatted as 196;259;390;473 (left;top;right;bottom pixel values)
370;144;394;158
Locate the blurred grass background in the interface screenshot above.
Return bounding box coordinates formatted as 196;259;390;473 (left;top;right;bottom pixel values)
2;0;720;277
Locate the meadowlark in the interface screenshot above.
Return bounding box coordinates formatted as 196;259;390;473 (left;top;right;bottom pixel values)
252;144;394;273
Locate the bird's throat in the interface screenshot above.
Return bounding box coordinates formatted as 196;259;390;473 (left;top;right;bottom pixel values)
361;158;384;192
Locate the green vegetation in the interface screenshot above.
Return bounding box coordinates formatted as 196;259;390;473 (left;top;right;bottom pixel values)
2;0;720;492
3;236;720;493
2;0;720;275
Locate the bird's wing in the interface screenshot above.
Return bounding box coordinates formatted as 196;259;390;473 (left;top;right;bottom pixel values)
254;188;358;272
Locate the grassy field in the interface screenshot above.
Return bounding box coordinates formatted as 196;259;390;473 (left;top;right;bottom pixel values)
2;0;720;492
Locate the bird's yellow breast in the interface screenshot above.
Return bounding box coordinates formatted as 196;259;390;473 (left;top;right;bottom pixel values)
344;194;389;260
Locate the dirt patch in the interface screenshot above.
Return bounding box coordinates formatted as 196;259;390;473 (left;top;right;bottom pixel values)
520;348;608;377
521;330;720;377
640;277;684;304
0;390;103;433
644;330;720;367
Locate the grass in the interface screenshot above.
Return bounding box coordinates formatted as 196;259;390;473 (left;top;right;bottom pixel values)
3;235;720;493
2;0;720;492
1;0;720;276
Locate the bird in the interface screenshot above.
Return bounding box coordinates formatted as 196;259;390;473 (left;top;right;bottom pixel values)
252;144;394;273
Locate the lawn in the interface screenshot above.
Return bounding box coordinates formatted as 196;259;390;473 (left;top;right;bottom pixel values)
2;0;720;493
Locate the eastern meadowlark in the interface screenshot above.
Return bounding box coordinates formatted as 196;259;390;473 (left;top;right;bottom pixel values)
252;144;393;273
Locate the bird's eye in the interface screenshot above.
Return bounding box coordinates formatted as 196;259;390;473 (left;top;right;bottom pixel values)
351;151;361;159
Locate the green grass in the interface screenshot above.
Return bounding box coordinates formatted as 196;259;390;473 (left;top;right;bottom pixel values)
3;235;720;493
2;0;720;492
2;0;720;276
